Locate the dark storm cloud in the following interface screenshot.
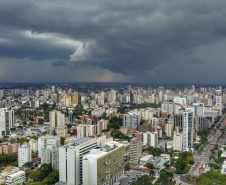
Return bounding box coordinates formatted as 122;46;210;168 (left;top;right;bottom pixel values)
52;61;68;67
1;0;226;82
190;58;206;64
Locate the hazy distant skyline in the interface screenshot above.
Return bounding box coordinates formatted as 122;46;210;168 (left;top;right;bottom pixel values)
1;0;226;83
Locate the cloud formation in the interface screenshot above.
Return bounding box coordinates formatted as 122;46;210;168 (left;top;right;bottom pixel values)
0;0;226;83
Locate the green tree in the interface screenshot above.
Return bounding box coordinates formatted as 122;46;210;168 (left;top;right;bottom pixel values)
116;107;125;114
140;119;146;125
164;161;170;169
131;175;151;185
102;112;108;120
197;171;226;185
39;163;53;180
108;116;122;130
215;157;224;164
61;137;65;145
158;169;174;185
186;156;194;164
30;170;40;181
218;150;222;158
145;162;154;169
42;171;59;184
175;158;187;174
149;170;155;177
125;162;130;170
22;162;33;170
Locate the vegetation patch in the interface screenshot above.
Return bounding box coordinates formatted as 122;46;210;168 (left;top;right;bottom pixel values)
185;176;197;183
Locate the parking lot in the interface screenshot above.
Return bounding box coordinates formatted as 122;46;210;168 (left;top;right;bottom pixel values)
118;170;149;185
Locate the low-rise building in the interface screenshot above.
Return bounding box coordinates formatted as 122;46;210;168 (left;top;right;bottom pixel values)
5;171;26;185
0;143;20;155
140;155;154;166
0;166;20;184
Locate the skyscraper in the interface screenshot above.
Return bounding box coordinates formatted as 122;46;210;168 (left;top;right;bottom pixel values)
216;90;222;116
183;111;194;150
0;108;14;137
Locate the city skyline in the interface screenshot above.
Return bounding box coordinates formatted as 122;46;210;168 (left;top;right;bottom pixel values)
1;0;226;83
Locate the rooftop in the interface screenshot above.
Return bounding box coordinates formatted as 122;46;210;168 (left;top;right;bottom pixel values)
69;137;95;145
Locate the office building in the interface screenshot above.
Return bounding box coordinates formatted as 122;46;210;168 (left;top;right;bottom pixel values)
216;90;222;116
182;111;194;150
0;108;14;137
83;141;124;185
59;137;102;185
18;143;32;167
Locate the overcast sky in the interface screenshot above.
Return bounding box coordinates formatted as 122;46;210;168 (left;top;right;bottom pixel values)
0;0;226;84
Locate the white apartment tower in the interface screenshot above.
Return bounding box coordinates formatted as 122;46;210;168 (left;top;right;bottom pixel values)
173;133;183;151
216;90;222;116
38;135;61;157
18;143;32;167
49;110;65;128
0;108;14;137
143;132;158;148
59;137;102;185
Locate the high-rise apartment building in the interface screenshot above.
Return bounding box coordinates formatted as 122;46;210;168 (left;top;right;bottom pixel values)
129;138;142;164
108;90;116;104
194;116;205;132
18;143;32;167
83;141;124;185
0;90;4;99
173;133;183;151
97;120;109;135
143;132;158;148
216;90;222;116
38;135;61;158
76;124;96;139
0;108;14;137
122;113;140;128
51;94;58;103
59;137;102;185
173;114;183;129
49;110;65;128
182;111;194;150
190;103;204;117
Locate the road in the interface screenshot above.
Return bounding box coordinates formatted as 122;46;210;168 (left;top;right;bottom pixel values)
176;114;226;184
